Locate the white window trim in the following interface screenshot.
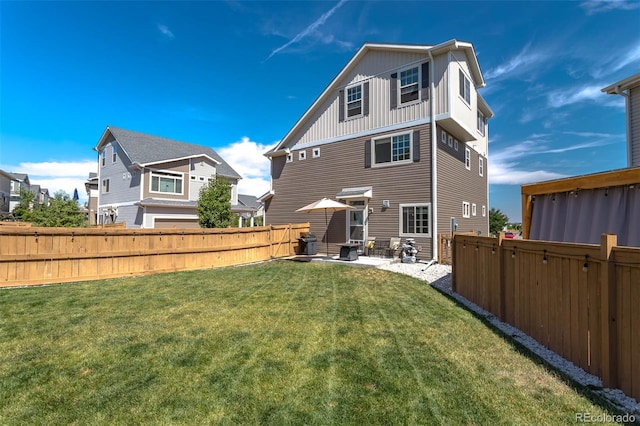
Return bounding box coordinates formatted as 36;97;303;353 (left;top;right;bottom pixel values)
371;131;413;168
448;135;453;147
101;179;110;194
149;170;184;195
477;110;486;136
462;201;470;218
345;83;363;119
472;203;477;216
479;157;484;177
312;147;321;158
112;145;117;163
286;153;293;163
298;150;306;161
101;150;106;167
397;64;421;106
465;147;471;170
399;203;431;237
482;205;486;217
459;69;471;107
441;131;447;144
454;139;459;151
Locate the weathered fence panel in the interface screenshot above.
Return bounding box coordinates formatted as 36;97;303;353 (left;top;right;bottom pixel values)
0;223;309;287
452;233;640;403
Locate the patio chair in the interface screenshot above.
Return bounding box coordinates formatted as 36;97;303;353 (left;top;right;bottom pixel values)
370;238;390;257
385;237;402;258
364;237;376;256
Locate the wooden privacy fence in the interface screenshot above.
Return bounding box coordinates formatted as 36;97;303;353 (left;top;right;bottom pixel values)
0;223;310;287
452;233;640;402
438;231;476;264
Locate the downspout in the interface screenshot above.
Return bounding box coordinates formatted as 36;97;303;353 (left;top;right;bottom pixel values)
429;49;438;262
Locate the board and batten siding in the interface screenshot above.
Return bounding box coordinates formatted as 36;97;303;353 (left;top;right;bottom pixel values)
288;50;446;148
630;85;640;167
433;53;450;117
436;125;488;236
268;123;433;257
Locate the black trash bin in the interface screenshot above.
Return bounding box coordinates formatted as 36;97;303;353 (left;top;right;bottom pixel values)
298;233;318;255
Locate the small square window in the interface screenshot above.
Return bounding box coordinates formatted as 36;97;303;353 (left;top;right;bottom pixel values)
190;175;196;180
472;203;477;216
286;153;293;163
448;135;453;147
312;148;320;158
482;205;486;217
199;176;205;181
441;131;447;144
454;140;459;151
299;150;306;161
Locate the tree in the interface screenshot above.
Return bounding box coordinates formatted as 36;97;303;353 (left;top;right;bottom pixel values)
489;208;509;236
29;191;86;227
196;178;232;228
12;189;37;222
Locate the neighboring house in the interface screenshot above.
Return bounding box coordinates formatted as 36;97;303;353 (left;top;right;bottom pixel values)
234;194;264;227
30;184;50;206
84;172;99;225
94;126;242;228
0;169;12;214
263;40;493;258
602;72;640;168
8;173;30;212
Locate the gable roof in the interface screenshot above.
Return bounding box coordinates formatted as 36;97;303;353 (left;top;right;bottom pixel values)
237;194;261;210
602;72;640;94
94;126;242;179
268;39;486;154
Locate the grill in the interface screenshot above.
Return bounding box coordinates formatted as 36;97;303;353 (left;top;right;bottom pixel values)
298;233;318;255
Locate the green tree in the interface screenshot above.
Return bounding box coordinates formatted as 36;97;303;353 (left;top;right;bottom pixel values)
12;189;37;222
29;191;86;227
196;178;232;228
489;208;509;236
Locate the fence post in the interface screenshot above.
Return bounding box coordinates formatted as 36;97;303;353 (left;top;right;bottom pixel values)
498;232;505;321
600;233;617;389
451;234;457;292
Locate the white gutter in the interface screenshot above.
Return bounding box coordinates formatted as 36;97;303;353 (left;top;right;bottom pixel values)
429;49;438;262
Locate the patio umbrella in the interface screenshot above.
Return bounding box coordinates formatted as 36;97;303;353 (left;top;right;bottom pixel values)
296;198;353;256
72;188;79;202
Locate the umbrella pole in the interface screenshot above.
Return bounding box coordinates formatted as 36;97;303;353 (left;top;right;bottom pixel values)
325;209;329;257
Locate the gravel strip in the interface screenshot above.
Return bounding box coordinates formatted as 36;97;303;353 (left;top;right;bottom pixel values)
376;261;640;419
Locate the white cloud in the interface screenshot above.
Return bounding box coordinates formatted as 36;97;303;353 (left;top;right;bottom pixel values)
484;44;548;81
547;84;603;108
1;160;96;203
489;164;566;185
580;0;640;15
265;0;348;61
157;24;175;40
217;137;276;197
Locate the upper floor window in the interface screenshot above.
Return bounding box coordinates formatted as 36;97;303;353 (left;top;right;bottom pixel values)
465;147;471;170
286;153;293;163
112;144;117;163
477;111;486;136
312;147;321;158
101;150;106;167
479;157;484;177
400;203;431;237
346;84;362;118
400;66;419;104
373;132;412;166
459;70;471;105
462;201;470;218
150;171;183;195
298;150;306;161
102;179;110;194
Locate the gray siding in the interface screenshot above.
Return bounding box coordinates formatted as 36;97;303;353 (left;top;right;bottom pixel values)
630;86;640;167
98;139;141;206
267;123;433;258
436;125;488;236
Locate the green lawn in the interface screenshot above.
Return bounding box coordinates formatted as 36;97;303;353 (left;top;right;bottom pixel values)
0;261;621;424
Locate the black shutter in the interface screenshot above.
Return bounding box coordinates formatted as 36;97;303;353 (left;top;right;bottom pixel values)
363;82;369;116
338;89;345;122
390;73;397;109
421;62;429;101
413;130;420;162
364;139;371;168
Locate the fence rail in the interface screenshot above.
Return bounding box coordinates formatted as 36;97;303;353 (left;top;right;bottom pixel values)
452;233;640;402
0;223;309;287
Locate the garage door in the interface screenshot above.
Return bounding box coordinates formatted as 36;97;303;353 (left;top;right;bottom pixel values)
154;218;200;229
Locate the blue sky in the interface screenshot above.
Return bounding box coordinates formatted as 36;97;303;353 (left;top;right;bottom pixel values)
1;0;639;221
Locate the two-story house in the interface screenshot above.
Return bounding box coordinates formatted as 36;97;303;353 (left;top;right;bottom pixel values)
0;169;12;214
602;72;640;167
263;40;493;259
94;126;243;228
8;173;30;212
